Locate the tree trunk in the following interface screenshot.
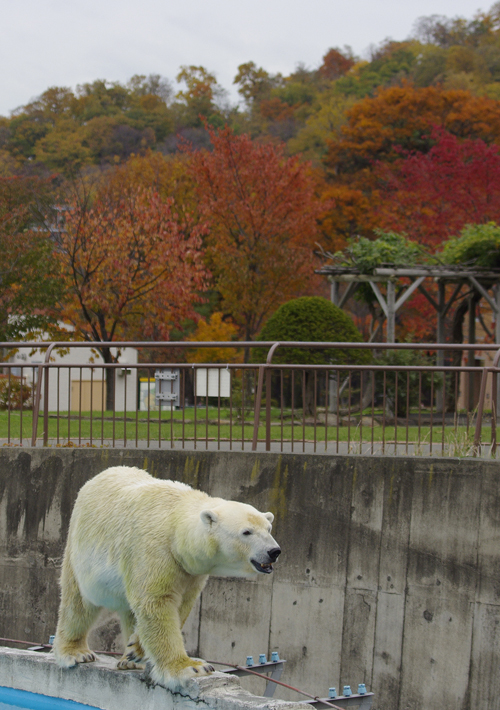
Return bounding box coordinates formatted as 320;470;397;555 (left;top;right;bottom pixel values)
99;346;116;412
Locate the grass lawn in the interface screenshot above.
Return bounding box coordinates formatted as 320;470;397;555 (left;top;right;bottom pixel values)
0;408;496;454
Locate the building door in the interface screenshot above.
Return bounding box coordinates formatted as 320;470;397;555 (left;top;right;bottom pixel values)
71;380;106;411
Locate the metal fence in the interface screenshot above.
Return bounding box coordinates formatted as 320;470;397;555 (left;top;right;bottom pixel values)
1;341;499;457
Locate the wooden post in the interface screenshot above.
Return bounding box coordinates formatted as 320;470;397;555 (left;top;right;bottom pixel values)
436;280;445;412
468;295;476;412
496;285;500;416
330;280;339;307
386;280;396;343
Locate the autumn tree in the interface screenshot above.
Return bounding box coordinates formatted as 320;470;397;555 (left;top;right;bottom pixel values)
375;128;500;245
233;62;280;106
326;84;500;177
4;79;174;173
106;150;200;232
186;312;242;363
0;176;62;339
319;48;356;81
288;93;357;164
185;125;323;351
175;66;227;127
51;179;209;408
320;84;500;247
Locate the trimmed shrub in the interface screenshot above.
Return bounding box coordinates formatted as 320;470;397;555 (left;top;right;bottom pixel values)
0;377;33;410
252;296;370;365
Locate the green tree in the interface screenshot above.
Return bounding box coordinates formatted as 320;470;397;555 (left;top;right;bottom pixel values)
233;62;280;105
253;296;370;414
330;230;428;273
175;66;227;127
441;221;500;267
0;176;63;339
253;297;370;365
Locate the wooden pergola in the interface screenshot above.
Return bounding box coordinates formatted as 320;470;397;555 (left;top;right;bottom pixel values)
316;264;500;363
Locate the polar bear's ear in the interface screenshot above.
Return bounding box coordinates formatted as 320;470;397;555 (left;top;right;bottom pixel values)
264;512;274;524
201;510;219;527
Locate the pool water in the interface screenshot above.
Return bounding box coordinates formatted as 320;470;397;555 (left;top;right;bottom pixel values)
0;687;101;710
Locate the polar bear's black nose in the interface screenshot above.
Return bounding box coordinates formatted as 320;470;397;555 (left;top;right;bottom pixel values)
268;547;281;562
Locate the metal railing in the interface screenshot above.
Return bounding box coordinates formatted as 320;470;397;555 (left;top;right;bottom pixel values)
1;341;499;458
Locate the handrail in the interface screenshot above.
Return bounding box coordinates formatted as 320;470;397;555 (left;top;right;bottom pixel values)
3;339;500;356
2;339;496;454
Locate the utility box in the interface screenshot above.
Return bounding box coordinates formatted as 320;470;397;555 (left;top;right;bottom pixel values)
155;368;181;408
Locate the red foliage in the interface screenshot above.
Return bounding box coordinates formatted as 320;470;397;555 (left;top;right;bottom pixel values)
376;128;500;245
319;49;355;81
397;291;437;342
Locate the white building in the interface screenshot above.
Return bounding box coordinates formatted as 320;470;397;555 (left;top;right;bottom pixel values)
9;344;138;412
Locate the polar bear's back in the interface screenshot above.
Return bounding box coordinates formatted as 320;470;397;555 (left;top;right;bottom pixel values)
77;466;193;499
67;466;202;554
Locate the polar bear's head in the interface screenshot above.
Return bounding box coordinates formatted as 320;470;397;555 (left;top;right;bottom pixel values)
200;501;281;578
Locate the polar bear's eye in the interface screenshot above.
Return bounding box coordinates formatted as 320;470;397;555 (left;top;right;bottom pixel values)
242;529;253;536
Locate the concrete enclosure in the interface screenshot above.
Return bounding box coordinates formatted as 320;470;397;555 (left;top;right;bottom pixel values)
0;448;499;710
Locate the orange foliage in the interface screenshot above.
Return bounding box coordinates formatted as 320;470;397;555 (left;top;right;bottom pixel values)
318;184;378;249
326;84;500;177
54;181;209;344
106;151;199;230
259;98;295;122
186;125;322;341
397;291;437;342
320;84;500;246
186;312;243;363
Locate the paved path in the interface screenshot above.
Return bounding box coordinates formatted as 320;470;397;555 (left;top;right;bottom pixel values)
1;438;496;458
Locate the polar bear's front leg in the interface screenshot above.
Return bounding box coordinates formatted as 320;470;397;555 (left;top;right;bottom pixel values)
179;575;208;628
134;594;214;687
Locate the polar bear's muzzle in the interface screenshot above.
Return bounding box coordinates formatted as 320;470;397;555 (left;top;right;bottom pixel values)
251;547;281;574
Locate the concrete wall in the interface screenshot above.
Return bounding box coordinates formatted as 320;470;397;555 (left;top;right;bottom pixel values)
0;448;499;710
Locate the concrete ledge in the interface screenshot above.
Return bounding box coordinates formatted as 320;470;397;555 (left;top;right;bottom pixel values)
0;647;311;710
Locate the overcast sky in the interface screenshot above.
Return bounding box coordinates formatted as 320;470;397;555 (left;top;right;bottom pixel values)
0;0;492;116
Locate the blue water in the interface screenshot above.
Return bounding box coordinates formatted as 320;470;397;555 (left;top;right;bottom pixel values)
0;687;101;710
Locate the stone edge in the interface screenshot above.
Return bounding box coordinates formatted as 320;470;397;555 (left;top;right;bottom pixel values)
0;647;310;710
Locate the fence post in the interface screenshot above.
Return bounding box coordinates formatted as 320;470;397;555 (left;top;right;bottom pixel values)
265;368;272;452
31;365;44;447
252;366;265;451
43;364;50;446
473;366;489;456
490;347;500;457
492;373;497;457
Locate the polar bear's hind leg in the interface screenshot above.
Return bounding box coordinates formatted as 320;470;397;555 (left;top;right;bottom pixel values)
53;556;100;667
117;633;147;670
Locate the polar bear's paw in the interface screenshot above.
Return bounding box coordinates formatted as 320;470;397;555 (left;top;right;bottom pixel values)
152;657;215;687
117;634;147;670
53;642;96;668
177;658;215;679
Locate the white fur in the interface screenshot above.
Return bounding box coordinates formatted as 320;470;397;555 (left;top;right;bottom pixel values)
53;466;279;688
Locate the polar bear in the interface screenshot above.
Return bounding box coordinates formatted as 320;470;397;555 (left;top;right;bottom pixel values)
53;466;280;688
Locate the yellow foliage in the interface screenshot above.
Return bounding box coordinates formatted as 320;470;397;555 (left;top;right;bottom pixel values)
186;312;242;363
